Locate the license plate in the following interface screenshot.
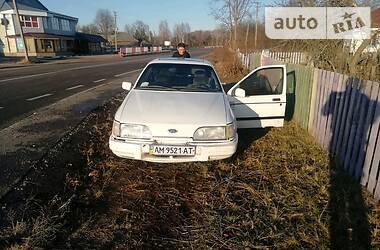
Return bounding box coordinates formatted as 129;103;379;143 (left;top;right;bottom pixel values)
149;145;196;156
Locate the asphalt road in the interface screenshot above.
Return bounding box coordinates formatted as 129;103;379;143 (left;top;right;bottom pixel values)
0;48;212;129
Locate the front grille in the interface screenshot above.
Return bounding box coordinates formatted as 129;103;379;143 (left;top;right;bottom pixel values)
151;137;193;145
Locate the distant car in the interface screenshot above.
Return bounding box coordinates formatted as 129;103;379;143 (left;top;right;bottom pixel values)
163;46;176;52
109;58;286;163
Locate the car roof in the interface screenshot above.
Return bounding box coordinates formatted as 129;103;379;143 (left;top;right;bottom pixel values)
149;58;213;67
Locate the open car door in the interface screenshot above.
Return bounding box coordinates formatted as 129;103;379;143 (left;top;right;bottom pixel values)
227;65;287;129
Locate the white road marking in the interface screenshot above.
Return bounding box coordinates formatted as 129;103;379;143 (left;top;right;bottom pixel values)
26;93;53;101
114;69;142;77
0;107;4;109
66;84;84;90
70;69;144;96
0;59;147;85
93;79;106;83
0;72;57;84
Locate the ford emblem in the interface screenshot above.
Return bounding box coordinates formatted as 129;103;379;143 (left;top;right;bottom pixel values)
168;129;178;134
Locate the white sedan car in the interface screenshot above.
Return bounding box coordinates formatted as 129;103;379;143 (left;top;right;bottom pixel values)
109;58;286;163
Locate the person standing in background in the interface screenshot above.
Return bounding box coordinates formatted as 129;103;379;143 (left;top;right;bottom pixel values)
172;43;191;58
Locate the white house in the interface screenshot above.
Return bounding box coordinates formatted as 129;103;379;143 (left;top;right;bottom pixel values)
0;0;78;56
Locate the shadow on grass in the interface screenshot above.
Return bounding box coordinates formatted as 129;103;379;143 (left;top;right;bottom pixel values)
233;128;270;160
328;158;371;250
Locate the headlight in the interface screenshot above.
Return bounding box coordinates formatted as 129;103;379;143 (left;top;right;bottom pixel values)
112;120;121;137
194;124;236;141
226;123;236;140
112;121;152;140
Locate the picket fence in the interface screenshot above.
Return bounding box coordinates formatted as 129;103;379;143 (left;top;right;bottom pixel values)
238;50;308;65
119;46;163;56
238;52;380;200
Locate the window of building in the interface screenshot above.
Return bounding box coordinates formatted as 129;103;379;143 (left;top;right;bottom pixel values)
42;17;49;29
52;17;60;30
20;16;38;28
61;19;70;31
16;37;25;52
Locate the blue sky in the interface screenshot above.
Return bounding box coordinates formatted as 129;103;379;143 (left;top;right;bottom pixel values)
39;0;270;32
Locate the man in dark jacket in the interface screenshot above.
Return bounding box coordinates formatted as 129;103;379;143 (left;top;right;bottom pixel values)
172;42;191;58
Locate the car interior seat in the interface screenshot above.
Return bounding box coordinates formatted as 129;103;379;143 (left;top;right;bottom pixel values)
193;70;210;86
154;69;171;86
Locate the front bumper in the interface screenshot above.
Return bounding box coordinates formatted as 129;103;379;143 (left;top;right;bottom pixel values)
109;136;238;163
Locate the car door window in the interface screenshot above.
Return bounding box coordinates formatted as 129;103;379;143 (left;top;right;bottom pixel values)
237;68;284;96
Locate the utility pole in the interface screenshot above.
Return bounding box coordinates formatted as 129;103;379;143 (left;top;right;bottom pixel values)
254;1;259;49
113;11;118;53
245;13;251;53
12;0;29;62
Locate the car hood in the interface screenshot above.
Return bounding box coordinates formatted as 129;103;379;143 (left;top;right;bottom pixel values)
116;90;228;137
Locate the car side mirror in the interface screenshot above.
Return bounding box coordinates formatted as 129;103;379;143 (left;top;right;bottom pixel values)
122;82;132;91
235;88;246;98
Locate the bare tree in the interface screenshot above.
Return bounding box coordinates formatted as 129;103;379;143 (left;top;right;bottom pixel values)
188;30;214;47
210;0;253;48
211;25;231;46
184;23;191;44
277;0;379;81
127;20;150;46
158;20;171;45
94;9;115;41
124;24;133;37
78;24;99;34
173;22;191;45
151;30;160;45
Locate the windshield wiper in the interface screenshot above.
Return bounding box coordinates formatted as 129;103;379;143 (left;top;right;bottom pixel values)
176;86;218;92
137;85;177;91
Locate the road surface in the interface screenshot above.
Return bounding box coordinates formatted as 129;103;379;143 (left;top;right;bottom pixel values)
0;48;212;198
0;48;211;129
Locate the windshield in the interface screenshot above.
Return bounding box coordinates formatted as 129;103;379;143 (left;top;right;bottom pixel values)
135;63;222;92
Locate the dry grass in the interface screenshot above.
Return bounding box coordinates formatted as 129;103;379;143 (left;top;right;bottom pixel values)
1;48;380;249
2;101;379;249
207;47;248;84
84;122;333;249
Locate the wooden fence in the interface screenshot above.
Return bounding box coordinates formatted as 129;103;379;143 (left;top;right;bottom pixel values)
238;50;307;66
238;52;380;200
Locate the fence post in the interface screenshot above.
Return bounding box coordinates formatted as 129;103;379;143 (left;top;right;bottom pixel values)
363;84;380;193
308;68;319;134
350;81;374;179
